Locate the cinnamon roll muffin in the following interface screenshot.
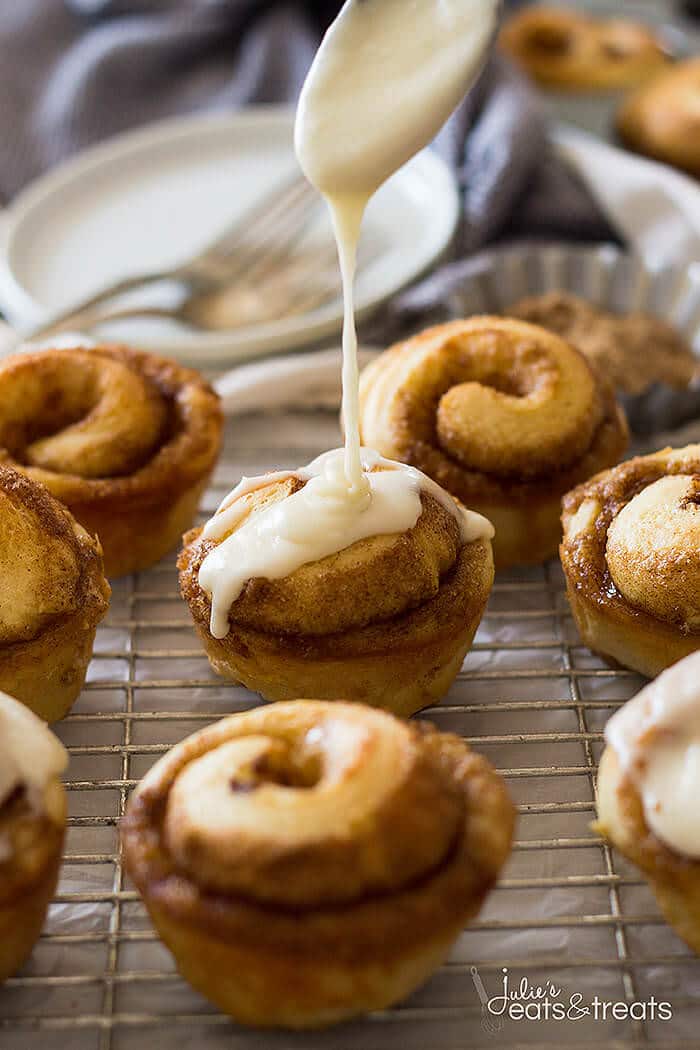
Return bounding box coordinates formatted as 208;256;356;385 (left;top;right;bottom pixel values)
359;317;629;569
122;700;515;1028
179;451;495;717
561;445;700;677
0;345;223;577
0;465;109;721
617;58;700;179
597;653;700;952
0;692;68;980
499;6;669;92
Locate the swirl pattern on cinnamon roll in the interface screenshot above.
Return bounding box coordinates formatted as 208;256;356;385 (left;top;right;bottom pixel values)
179;450;494;716
617;58;700;179
359;317;629;569
0;345;223;577
0;693;67;980
561;444;700;677
597;653;700;953
499;5;669;92
0;464;109;721
122;700;515;1028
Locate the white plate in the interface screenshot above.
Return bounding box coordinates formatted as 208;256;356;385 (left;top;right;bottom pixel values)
0;107;459;364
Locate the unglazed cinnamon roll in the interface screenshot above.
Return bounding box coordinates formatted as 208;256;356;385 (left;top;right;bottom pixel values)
0;464;109;721
0;692;68;980
561;445;700;677
617;58;700;179
359;318;628;569
122;700;515;1027
597;653;700;953
179;449;494;717
500;6;669;92
507;291;700;433
0;344;223;577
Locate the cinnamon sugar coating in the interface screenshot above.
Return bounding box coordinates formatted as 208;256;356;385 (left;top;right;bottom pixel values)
122;701;514;1026
0;465;110;720
178;486;494;715
359;317;628;567
0;344;223;577
561;445;700;676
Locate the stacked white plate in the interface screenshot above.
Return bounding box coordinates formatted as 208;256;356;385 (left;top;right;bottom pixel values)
0;107;459;365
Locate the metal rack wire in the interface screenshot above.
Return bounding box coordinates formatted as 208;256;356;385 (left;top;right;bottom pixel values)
1;412;699;1050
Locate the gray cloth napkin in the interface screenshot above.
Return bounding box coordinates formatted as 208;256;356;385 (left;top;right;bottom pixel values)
0;0;610;257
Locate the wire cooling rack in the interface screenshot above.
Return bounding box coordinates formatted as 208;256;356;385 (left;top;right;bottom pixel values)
1;410;699;1050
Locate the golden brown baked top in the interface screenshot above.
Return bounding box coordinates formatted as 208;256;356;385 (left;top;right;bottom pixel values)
561;444;700;633
617;58;700;178
507;292;698;396
499;5;669;92
0;779;66;905
179;475;466;638
0;345;223;509
358;317;628;507
122;701;514;957
0;465;109;645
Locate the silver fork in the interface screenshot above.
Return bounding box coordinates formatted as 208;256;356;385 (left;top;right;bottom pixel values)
24;172;321;340
31;229;383;335
78;240;346;333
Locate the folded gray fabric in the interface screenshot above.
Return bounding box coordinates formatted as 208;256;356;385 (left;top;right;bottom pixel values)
0;0;609;254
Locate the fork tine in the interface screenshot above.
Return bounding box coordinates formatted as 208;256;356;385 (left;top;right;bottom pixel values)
202;174;316;261
270;238;388;319
271;277;341;320
227;196;323;284
269;242;340;286
257;241;383;321
270;236;382;293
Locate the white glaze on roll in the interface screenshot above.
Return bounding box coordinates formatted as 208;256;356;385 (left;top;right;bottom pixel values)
0;691;68;809
605;652;700;859
199;448;494;639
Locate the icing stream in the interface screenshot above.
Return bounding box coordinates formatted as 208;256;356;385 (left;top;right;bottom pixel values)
605;652;700;859
295;0;498;494
198;0;498;641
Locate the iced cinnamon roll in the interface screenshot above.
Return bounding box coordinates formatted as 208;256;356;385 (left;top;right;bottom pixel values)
0;465;109;721
0;344;223;577
122;700;514;1027
597;653;700;953
359;317;628;569
561;445;700;677
179;449;494;717
0;692;67;980
500;6;669;92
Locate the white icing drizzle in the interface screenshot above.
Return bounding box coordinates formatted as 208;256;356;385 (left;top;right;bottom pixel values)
295;0;498;495
197;0;498;641
294;0;499;199
605;652;700;859
0;692;68;811
199;448;494;639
